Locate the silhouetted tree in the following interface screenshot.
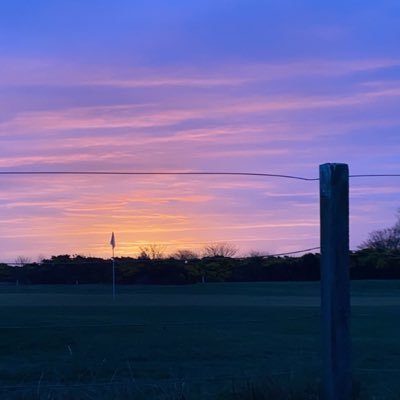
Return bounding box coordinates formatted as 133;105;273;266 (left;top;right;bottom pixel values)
172;249;199;260
247;250;267;258
14;256;31;266
359;209;400;251
202;242;238;258
138;244;167;260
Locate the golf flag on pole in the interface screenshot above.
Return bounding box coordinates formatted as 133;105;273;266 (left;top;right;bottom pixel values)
110;232;116;249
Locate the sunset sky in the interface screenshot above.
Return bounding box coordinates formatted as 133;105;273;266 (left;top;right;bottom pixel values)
1;1;400;262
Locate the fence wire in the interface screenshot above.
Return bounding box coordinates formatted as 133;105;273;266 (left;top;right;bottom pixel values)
1;170;399;179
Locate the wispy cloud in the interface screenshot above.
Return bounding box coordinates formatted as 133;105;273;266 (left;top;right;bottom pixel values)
2;83;399;138
1;56;399;87
0;104;193;134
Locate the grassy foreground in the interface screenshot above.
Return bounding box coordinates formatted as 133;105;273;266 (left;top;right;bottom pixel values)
0;281;400;399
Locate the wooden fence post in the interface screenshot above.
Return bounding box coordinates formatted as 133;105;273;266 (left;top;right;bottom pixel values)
320;163;351;400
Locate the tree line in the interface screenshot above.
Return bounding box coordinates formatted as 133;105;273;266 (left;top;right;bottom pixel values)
1;211;399;285
0;249;399;285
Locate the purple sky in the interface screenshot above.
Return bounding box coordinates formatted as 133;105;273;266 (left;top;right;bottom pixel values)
1;1;399;261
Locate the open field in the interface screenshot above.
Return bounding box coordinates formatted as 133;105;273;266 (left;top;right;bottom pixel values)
1;281;400;399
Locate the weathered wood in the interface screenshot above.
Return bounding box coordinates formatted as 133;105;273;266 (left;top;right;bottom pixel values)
320;163;351;400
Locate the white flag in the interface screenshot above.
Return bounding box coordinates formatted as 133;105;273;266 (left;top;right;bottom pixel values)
110;232;116;249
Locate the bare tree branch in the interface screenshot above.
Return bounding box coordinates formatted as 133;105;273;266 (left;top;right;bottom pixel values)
202;242;238;258
359;209;400;251
138;244;167;260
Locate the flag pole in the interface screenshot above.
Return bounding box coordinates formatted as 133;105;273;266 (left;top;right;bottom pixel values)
112;247;115;300
110;232;116;300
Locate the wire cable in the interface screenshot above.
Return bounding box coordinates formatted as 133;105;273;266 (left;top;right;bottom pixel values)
0;171;319;181
0;171;400;181
349;174;400;178
2;171;399;180
264;247;320;257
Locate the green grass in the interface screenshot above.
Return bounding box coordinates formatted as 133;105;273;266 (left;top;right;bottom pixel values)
0;281;400;399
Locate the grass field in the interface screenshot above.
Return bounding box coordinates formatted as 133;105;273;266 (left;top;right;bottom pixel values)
1;281;400;399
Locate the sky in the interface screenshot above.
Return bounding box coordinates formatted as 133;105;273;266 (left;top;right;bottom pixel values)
1;0;400;262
